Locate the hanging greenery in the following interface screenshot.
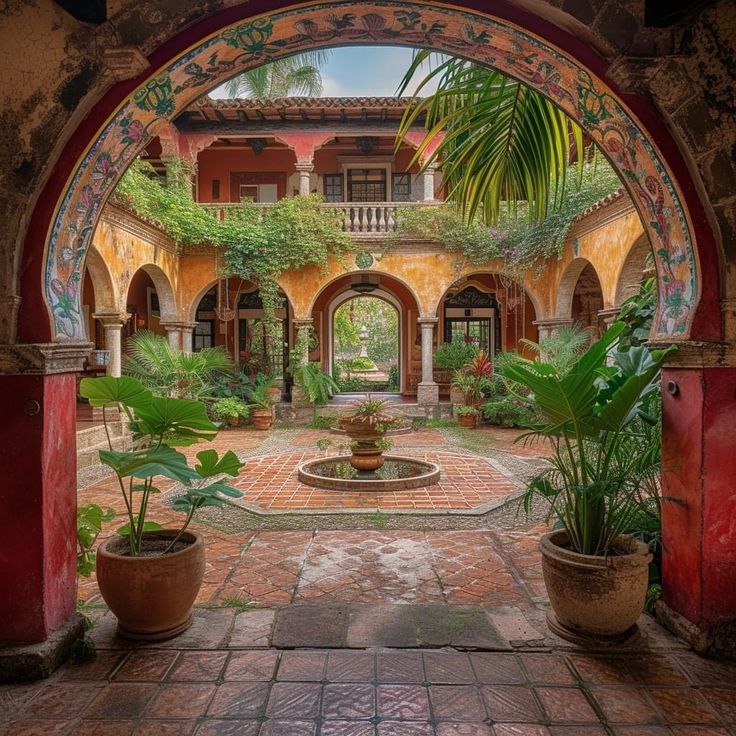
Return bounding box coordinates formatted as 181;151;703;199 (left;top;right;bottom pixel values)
115;159;353;320
393;162;622;273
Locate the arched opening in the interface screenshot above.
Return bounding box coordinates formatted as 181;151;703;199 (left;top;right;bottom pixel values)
310;272;420;397
571;263;605;339
616;235;655;307
124;265;177;342
332;294;401;394
190;279;292;381
3;0;732;658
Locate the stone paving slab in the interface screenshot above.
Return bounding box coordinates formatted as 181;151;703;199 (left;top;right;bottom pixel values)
3;648;735;735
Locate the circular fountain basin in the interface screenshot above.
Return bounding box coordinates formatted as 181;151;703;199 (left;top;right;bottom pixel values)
298;455;441;492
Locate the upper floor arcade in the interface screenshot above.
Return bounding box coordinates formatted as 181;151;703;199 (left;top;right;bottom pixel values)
143;96;443;233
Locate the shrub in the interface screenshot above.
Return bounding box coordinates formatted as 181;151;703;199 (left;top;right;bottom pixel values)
211;397;250;421
482;396;534;427
387;365;400;391
434;339;479;371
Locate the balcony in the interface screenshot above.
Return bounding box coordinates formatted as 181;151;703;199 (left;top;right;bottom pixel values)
202;201;443;236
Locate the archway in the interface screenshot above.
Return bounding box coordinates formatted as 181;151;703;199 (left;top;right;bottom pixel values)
570;263;605;338
615;234;654;307
310;272;420;396
331;293;401;394
3;0;732;654
30;1;715;347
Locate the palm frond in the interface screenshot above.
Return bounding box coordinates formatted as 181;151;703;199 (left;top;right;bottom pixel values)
396;52;584;224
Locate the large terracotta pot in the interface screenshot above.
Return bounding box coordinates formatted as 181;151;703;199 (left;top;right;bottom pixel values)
339;418;389;471
540;529;652;643
252;407;273;430
457;413;478;429
96;530;205;641
349;444;385;471
338;417;387;443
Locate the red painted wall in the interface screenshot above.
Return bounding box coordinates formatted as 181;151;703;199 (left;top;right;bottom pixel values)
0;374;77;642
662;367;736;628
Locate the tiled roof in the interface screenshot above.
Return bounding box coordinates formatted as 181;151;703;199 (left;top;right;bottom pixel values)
572;186;629;222
195;96;414;109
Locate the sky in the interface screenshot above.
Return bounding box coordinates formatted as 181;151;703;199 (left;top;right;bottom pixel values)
211;46;440;98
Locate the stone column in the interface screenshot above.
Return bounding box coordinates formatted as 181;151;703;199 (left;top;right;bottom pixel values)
93;312;129;377
417;318;439;405
532;318;573;340
597;307;620;332
295;158;314;196
291;318;314;408
180;321;198;354
0;342;91;658
160;322;183;350
422;164;437;202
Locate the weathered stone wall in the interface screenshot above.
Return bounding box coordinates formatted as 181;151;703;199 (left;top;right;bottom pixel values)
0;0;734;342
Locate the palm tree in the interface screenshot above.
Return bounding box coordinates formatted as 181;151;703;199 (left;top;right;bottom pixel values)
123;330;233;400
224;51;332;99
396;51;584;224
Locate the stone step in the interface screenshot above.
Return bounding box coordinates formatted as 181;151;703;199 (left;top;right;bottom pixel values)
76;419;126;451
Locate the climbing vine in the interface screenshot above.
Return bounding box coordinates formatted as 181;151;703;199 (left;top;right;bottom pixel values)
115;158;353;320
393;162;622;275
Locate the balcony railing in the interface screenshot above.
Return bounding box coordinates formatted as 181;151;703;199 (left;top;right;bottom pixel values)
202;200;443;235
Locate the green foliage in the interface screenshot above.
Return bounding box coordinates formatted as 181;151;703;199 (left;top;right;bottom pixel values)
123;331;233;400
223;51;331;99
349;356;377;371
393;163;621;271
219;595;257;612
295;361;340;405
502;324;675;556
343;396;397;430
246;384;273;409
211;397;250;421
397;51;584;224
77;503;116;577
79;376;244;557
519;325;590;376
387;365;400;392
210;370;254;401
116;161;352;322
616;277;657;352
434;339;479;371
482;396;534;428
455;404;479;416
308;414;335;430
334;297;399;364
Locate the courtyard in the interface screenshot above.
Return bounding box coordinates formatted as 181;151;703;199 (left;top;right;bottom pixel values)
1;0;736;734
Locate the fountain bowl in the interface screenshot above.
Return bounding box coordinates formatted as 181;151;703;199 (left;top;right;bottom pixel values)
298;455;441;492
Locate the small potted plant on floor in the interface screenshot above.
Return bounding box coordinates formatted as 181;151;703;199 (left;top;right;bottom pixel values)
248;384;275;430
79;375;244;641
502;323;674;644
455;403;480;429
211;397;250;428
435;339;479;403
339;395;397;471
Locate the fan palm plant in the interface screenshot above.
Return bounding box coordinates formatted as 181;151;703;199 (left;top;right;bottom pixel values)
224;51;331;99
123;330;233;401
396;51;584;224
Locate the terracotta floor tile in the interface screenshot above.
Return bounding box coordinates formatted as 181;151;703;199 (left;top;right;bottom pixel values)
589;686;661;725
429;685;486;721
131;721;196;735
490;727;550;736
206;682;269;719
470;654;527;685
376;723;434;735
1;720;70;735
18;683;101;718
534;687;600;724
647;689;721;725
258;721;317;736
113;651;179;682
224;651;279;681
377;685;431;720
83;683;159;720
423;653;475;684
193;720;260;735
326;651;376;682
277;651;328;681
266;682;322;719
377;653;425;684
74;721;134;735
168;652;228;682
480;685;544;723
146;683;216;718
322;683;375;719
320;722;375;736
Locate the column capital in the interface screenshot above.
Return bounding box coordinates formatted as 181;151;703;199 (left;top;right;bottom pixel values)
597;307;620;323
295;158;314;172
648;340;736;368
93;312;130;327
293;318;314;329
533;317;573;329
159;321;191;331
417;317;439;326
0;341;93;375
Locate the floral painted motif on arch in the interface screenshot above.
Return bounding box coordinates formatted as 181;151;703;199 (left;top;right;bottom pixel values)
45;0;697;340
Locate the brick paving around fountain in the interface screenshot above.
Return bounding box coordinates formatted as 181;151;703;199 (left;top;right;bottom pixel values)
3;426;733;735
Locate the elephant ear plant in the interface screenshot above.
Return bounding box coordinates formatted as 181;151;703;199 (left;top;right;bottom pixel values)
80;375;245;640
80;376;244;556
501;322;675;643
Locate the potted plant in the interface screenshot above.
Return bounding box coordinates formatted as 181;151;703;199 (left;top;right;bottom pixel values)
451;370;483;409
502;323;675;644
248;385;274;430
338;395;397;471
435;339;479;402
455;404;479;428
211;397;250;428
79;375;244;641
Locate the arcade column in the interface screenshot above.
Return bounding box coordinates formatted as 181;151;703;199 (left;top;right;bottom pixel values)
0;342;90;679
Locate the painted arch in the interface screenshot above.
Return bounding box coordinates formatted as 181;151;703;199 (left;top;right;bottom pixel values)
47;1;698;342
